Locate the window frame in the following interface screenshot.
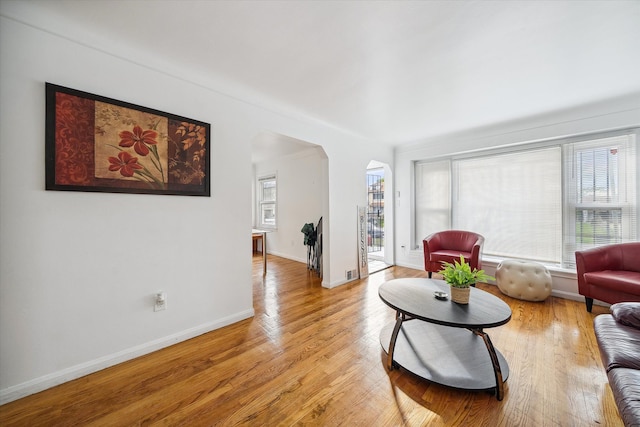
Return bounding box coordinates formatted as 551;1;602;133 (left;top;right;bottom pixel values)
257;173;277;230
563;131;637;266
412;128;638;270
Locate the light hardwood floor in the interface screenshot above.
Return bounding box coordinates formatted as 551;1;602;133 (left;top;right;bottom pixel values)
0;254;623;426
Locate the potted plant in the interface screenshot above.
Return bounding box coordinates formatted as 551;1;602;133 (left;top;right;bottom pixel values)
438;255;494;304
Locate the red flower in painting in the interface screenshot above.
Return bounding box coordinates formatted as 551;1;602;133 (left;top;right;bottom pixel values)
118;125;158;156
108;151;144;177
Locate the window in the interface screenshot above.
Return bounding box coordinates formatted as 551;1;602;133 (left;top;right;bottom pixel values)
258;175;277;229
453;147;562;263
414;130;637;269
563;133;637;266
414;160;450;246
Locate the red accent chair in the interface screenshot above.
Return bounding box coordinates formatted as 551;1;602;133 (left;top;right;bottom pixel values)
575;242;640;312
423;230;485;283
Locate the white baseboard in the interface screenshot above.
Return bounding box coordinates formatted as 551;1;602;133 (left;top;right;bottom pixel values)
550;289;582;302
324;278;357;288
266;250;306;264
0;309;254;405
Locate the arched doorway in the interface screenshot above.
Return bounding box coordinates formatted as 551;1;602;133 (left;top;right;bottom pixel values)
366;160;392;273
251;131;329;278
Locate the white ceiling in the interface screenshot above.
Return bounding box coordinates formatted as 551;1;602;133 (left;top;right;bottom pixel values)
251;131;322;164
6;0;640;156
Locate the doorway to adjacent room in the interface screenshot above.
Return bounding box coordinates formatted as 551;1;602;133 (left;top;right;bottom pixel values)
366;164;391;273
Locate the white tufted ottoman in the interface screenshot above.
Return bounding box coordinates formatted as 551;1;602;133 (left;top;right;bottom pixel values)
495;260;552;301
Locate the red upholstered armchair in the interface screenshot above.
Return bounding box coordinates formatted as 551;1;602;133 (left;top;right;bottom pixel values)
575;242;640;312
423;230;484;282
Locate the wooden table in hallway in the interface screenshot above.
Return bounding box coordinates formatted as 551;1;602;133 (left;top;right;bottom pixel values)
378;277;512;400
252;229;268;275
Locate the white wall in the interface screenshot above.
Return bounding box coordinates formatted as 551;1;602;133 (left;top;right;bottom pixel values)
321;142;395;287
0;8;393;402
254;146;327;264
394;93;640;299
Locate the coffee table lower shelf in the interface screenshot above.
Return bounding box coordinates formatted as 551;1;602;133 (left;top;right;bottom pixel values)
380;320;509;396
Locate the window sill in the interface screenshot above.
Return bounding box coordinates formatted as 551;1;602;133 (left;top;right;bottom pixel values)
481;256;577;279
410;249;577;278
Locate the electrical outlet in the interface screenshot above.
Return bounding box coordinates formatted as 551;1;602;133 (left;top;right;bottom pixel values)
154;292;166;312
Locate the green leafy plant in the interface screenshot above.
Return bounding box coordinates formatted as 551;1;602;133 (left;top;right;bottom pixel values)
438;255;494;288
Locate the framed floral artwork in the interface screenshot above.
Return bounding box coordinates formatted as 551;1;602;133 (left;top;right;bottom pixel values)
45;83;210;196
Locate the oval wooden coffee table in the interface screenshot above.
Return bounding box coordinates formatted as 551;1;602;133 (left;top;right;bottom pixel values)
379;278;512;400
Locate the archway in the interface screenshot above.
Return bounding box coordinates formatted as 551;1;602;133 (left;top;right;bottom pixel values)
251;131;329;278
366;160;393;273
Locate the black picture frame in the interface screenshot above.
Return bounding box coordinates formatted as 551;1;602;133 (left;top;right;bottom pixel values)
45;83;211;196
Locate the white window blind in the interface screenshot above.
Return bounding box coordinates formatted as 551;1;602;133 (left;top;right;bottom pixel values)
414;160;451;248
413;129;638;269
453;147;563;263
563;132;637;266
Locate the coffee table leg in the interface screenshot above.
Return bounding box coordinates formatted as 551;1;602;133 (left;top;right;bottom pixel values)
473;329;505;400
387;312;404;371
